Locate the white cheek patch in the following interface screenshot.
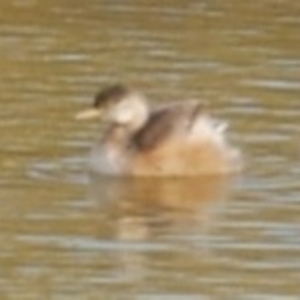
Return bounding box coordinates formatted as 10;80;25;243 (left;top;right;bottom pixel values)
108;95;148;129
111;102;133;124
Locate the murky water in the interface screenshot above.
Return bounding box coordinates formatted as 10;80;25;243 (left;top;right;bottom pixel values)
0;0;300;298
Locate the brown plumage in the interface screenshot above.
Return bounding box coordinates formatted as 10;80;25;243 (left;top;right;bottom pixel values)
76;84;241;177
132;102;203;151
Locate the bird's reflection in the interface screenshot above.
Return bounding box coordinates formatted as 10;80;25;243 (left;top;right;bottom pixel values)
83;174;236;284
88;174;234;239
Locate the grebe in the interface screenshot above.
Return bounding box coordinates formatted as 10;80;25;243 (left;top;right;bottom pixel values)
76;84;241;177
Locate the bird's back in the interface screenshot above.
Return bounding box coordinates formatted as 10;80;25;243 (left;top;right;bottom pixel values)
131;101;203;151
127;101;241;176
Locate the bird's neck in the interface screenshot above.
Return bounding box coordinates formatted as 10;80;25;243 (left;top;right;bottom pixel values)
103;124;138;152
102;98;150;163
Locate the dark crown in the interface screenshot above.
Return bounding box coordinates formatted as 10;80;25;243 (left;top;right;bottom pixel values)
93;84;131;108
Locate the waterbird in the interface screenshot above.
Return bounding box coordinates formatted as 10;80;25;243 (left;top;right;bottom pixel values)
76;84;241;177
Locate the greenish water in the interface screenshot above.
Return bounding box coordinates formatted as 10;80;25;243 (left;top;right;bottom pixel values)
0;0;300;298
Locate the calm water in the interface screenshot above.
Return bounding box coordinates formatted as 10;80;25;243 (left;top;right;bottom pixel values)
1;0;300;298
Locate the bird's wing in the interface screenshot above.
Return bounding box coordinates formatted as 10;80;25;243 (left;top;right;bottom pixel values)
132;101;203;151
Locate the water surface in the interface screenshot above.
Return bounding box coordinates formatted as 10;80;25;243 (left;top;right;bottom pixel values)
0;0;300;298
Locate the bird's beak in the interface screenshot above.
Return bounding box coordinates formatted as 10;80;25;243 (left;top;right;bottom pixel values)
75;108;102;120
